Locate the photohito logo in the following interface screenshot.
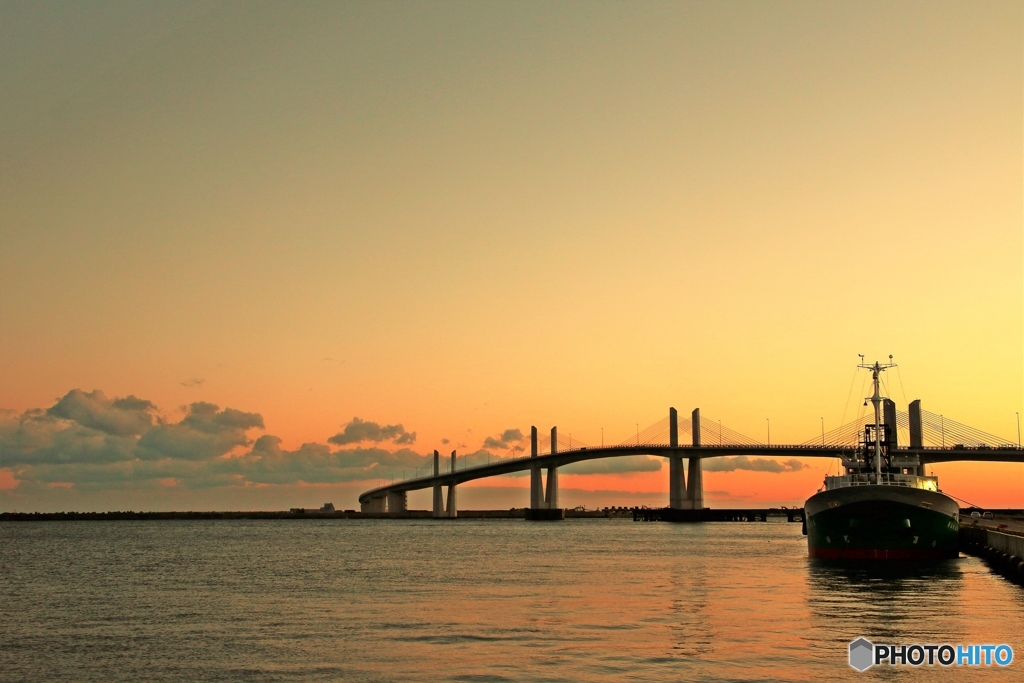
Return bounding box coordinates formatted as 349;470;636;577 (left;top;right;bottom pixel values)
849;638;1013;671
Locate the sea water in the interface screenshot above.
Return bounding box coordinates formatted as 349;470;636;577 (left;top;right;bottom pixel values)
2;519;1022;681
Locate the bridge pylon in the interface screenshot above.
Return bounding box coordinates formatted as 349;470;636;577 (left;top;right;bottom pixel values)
669;407;687;509
444;450;458;518
909;399;926;476
530;426;543;508
545;427;559;508
526;425;564;520
432;450;443;518
685;408;704;509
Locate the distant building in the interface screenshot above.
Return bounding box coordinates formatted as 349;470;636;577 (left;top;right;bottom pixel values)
320;503;335;512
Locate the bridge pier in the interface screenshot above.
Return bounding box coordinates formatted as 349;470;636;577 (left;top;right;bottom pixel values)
432;450;444;518
387;490;407;513
685;408;704;509
445;450;458;518
361;495;386;513
669;407;687;509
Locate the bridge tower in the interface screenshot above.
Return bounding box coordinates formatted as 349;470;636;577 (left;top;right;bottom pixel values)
909;399;925;475
445;450;458;518
545;427;559;508
669;407;687;509
884;399;898;453
530;426;543;508
686;408;704;509
432;450;443;518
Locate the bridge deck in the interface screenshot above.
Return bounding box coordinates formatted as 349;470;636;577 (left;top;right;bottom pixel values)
358;444;1024;504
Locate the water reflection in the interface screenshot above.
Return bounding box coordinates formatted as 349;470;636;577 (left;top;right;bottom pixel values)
668;536;713;658
808;557;963;597
807;558;967;648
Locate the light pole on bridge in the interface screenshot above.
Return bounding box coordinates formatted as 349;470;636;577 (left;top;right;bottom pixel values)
767;418;770;447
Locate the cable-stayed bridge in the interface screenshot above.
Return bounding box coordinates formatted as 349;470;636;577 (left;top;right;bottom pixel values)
358;401;1023;517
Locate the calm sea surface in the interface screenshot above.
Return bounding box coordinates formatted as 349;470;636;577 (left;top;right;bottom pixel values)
2;519;1023;682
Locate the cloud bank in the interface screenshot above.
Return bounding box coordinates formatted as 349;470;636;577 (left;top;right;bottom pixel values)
702;456;806;473
0;391;435;492
482;428;523;450
0;390;808;497
328;417;416;446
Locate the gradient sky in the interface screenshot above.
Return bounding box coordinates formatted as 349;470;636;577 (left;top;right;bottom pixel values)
1;1;1021;512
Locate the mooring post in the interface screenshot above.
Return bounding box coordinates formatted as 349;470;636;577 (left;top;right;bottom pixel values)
545;426;558;509
669;406;686;509
446;450;457;518
530;426;542;509
432;449;443;518
686;408;704;509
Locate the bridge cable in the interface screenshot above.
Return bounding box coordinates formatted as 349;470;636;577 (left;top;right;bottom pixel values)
894;364;910;407
837;364;860;436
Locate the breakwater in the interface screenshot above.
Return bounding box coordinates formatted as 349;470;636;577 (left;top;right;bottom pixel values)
959;518;1024;586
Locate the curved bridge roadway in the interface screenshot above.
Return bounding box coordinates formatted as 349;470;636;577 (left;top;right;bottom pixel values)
358;440;1024;514
359;443;853;506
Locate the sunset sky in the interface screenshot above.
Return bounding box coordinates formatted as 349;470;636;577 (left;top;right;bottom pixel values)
2;1;1021;512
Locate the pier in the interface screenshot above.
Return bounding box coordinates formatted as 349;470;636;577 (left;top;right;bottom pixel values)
632;507;803;523
960;512;1024;586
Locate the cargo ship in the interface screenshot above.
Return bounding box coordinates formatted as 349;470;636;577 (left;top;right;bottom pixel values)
804;359;959;560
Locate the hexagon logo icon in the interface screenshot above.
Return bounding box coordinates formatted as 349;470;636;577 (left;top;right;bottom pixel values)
849;638;874;671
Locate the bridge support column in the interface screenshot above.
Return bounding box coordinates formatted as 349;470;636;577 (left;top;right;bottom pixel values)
445;484;457;518
530;426;543;509
361;495;386;513
445;450;458;518
909;399;926;476
686;408;704;509
387;490;407;513
432;450;443;518
884;399;898;451
545;427;559;509
669;407;686;509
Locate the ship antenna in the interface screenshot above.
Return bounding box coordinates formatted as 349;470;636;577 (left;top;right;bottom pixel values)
858;356;897;480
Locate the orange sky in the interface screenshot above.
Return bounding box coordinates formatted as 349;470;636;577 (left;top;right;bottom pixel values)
1;1;1021;512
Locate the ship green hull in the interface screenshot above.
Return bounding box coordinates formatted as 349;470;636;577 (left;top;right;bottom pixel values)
805;485;959;560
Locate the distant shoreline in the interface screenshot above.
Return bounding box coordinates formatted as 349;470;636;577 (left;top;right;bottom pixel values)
0;509;638;521
5;508;1017;522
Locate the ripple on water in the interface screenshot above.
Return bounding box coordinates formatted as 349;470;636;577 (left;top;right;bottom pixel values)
2;519;1023;682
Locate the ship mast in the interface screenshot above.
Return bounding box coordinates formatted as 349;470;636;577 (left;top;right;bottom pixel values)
858;355;896;480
